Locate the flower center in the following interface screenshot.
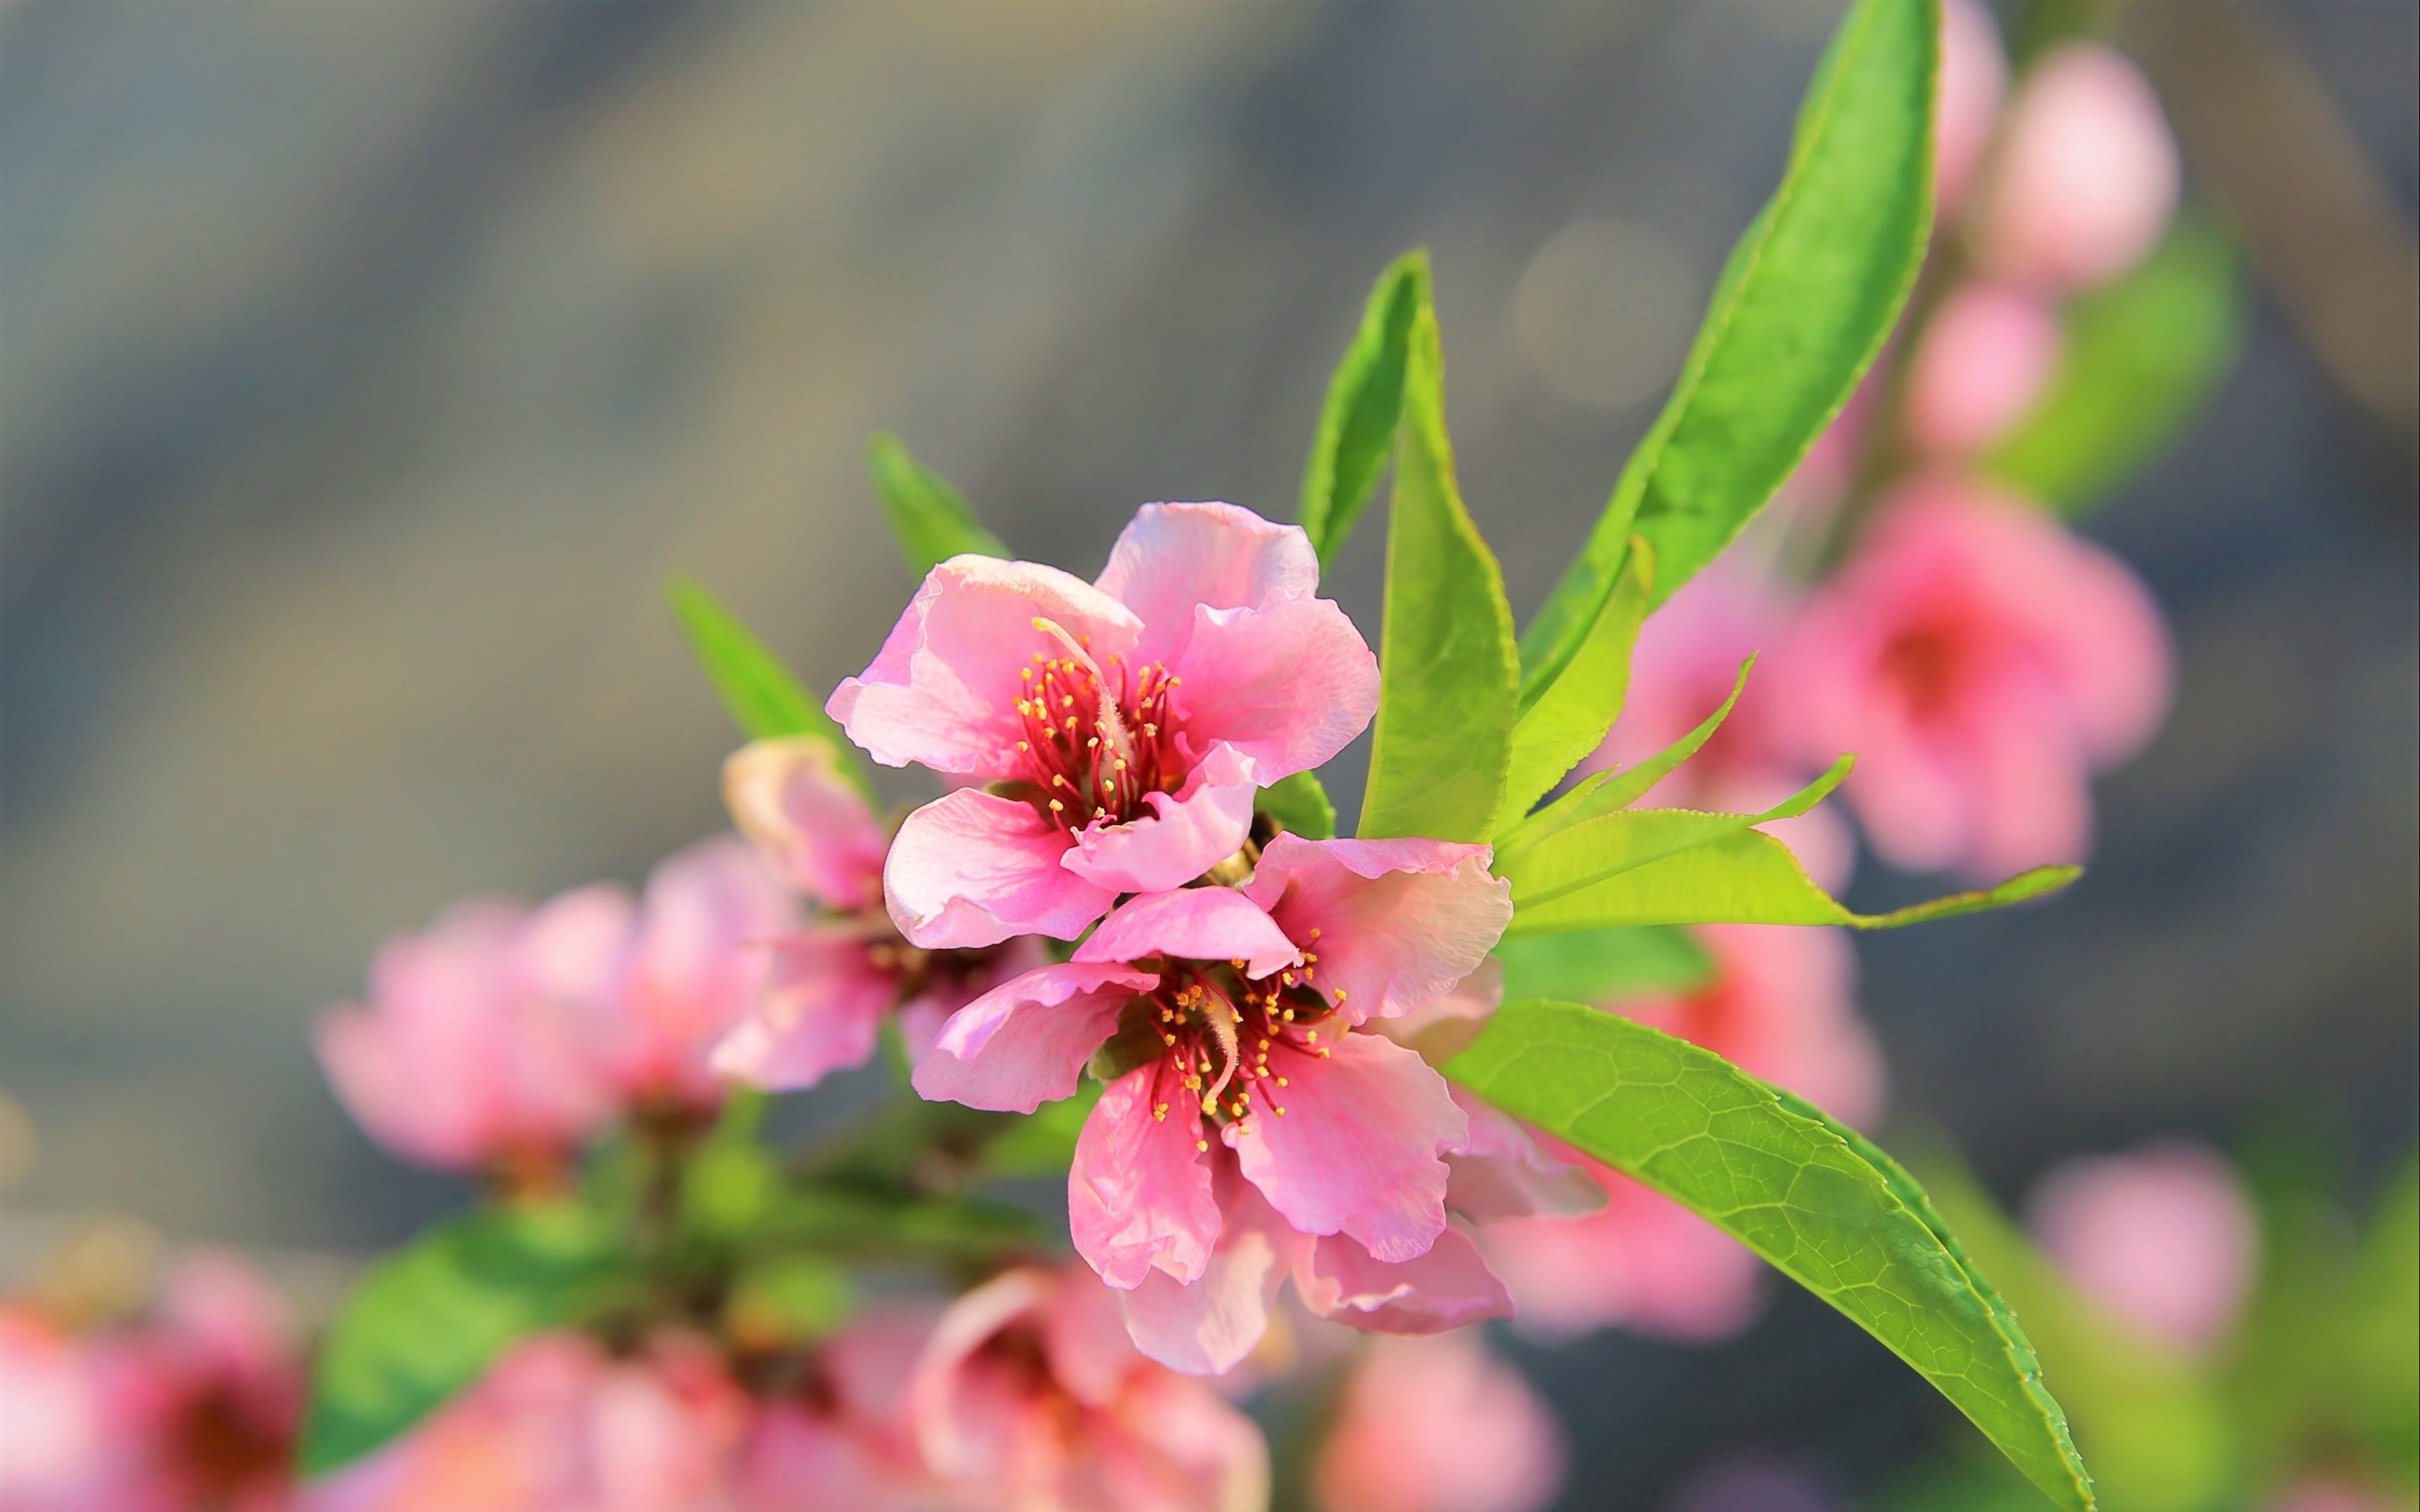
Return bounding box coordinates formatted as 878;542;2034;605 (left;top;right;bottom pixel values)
1879;621;1970;717
1011;619;1185;832
1130;935;1343;1150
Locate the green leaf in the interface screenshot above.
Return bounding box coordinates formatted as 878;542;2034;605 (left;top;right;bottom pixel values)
1497;656;1758;859
1256;770;1339;841
867;433;1008;574
1507;820;2077;936
758;1185;1044;1261
1358;300;1521;843
1519;0;1937;699
1500;758;1853;912
666;577;875;799
981;1082;1104;1178
1492;925;1714;1003
1984;218;2242;514
1298;253;1430;566
725;1254;857;1348
300;1204;631;1475
1446;1002;2095;1511
1498;537;1655;828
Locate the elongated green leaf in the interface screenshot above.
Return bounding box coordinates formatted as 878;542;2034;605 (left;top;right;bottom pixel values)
1507;824;2076;935
1501;758;1853;911
1498;656;1758;859
667;577;874;798
867;433;1008;575
1298;254;1430;565
300;1205;631;1475
1447;1002;2095;1510
1984;218;2241;514
1493;924;1714;1003
1499;537;1655;828
1358;301;1521;843
1256;770;1338;841
1520;0;1937;698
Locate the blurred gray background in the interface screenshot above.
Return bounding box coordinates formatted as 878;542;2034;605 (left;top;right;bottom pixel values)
4;1;2414;1505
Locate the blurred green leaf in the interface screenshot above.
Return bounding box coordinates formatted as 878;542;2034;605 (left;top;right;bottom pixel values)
1985;218;2242;514
1492;925;1714;1003
982;1082;1103;1178
300;1204;631;1475
1519;0;1937;697
667;577;874;798
1359;299;1521;843
758;1184;1044;1262
1499;538;1655;827
867;433;1008;575
1256;770;1339;841
725;1253;857;1348
1298;253;1429;566
2350;1157;2419;1474
1446;1002;2094;1511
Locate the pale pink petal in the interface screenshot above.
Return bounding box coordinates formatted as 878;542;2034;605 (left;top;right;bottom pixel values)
2028;1142;2258;1355
1117;1176;1299;1376
1445;1089;1605;1222
1903;282;2063;456
1227;1032;1463;1262
1935;0;2009;216
1242;836;1511;1025
1487;1166;1764;1341
709;926;899;1091
1073;888;1300;980
721;737;888;911
909;1268;1056;1483
1098;1371;1271;1512
1093;502;1322;669
1624;924;1885;1131
614;836;796;1103
884;787;1119;949
1038;1269;1141;1410
1295;1225;1514;1335
1060;747;1259;895
829;557;1143;780
1313;1332;1565;1512
1165;593;1379;782
1071;1067;1223;1290
912;964;1152;1113
1978;43;2179;292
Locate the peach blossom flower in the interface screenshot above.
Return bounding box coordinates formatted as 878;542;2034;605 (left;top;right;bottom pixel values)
1902;282;2063;456
1975;43;2180;292
2028;1141;2260;1355
1313;1332;1565;1512
1934;0;2010;217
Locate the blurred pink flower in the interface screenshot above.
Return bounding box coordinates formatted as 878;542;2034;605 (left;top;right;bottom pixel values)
1934;0;2010;217
2267;1480;2405;1512
1589;567;1855;890
739;1312;938;1512
907;1266;1268;1512
1313;1332;1565;1512
1483;927;1883;1339
0;1305;107;1510
1975;42;2180;292
1780;478;2169;878
831;502;1378;949
2028;1140;2260;1355
1902;282;2063;456
910;836;1517;1373
710;737;1044;1091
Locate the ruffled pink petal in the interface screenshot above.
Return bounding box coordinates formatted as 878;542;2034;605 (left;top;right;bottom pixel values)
1445;1089;1605;1222
1241;836;1511;1025
884;788;1119;949
1073;888;1300;980
830;556;1144;780
1096;1369;1272;1512
1071;1067;1223;1290
1060;747;1258;895
912;964;1152;1113
1116;1174;1301;1376
1294;1225;1513;1335
1093;502;1322;669
1227;1031;1463;1263
721;737;888;911
908;1268;1055;1485
708;926;899;1091
1165;592;1379;782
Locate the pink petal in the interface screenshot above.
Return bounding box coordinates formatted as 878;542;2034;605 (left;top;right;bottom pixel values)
829;556;1143;779
1934;0;2009;216
1979;43;2179;292
614;836;796;1103
1313;1332;1564;1512
1071;1067;1223;1290
1166;592;1379;782
1227;1031;1463;1263
1060;746;1258;895
1097;1370;1273;1512
1038;1267;1142;1409
884;787;1119;949
2027;1142;2258;1355
1093;502;1322;669
908;1268;1056;1483
1242;836;1511;1025
721;737;888;911
1073;888;1300;980
1115;1174;1301;1376
1445;1089;1605;1222
1294;1225;1513;1335
912;964;1152;1113
708;926;899;1091
1902;282;2063;456
1485;1166;1764;1341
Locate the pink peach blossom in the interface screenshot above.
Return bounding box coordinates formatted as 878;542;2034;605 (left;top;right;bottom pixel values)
2267;1480;2406;1512
1902;282;2063;456
911;835;1516;1372
1587;567;1855;890
831;502;1379;949
908;1266;1268;1512
1312;1332;1566;1512
1779;478;2169;878
2028;1141;2260;1355
0;1306;107;1510
738;1312;939;1512
709;737;1044;1091
1975;42;2180;292
1934;0;2010;217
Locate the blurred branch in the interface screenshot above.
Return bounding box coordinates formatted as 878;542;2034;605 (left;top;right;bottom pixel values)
2128;0;2420;449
